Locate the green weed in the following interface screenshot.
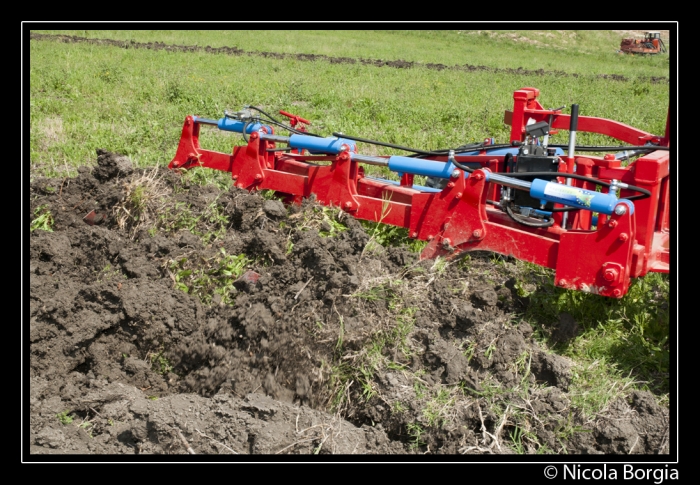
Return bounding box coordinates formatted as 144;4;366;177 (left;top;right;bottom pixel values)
149;348;173;375
392;401;407;414
57;410;74;425
168;249;252;305
30;205;54;232
509;426;526;454
422;388;455;428
406;423;426;449
179;167;232;191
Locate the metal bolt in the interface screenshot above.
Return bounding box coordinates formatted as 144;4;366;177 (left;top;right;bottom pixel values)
447;182;455;188
619;233;629;242
456;192;463;198
172;161;179;168
442;238;452;248
250;132;258;140
472;172;484;181
451;170;460;179
603;268;618;282
608;220;618;228
411;232;418;238
428;235;434;241
472;229;482;238
344;201;352;208
612;289;622;297
559;279;567;286
614;204;627;216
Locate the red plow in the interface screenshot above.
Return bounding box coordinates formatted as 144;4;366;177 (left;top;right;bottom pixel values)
169;87;670;298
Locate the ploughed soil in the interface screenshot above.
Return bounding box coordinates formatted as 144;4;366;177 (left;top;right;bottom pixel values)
28;151;669;456
28;32;669;85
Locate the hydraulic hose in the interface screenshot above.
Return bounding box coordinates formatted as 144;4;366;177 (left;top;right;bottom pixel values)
448;156;652;202
332;132;435;155
548;144;669;151
504;201;555;228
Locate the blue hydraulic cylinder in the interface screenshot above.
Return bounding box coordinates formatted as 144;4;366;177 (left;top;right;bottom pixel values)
288;134;356;154
386;156;458;179
193;116;273;134
530;179;633;216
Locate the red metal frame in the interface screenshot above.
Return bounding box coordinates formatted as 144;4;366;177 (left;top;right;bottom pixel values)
169;88;670;298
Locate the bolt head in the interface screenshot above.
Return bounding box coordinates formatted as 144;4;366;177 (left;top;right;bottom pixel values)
473;172;484;181
619;233;629;242
472;229;482;238
447;182;455;188
411;232;418;238
612;289;622;297
254;174;262;180
614;204;627;216
559;279;567;286
451;170;460;179
603;269;617;281
608;220;618;228
344;201;352;208
456;192;463;198
172;161;179;168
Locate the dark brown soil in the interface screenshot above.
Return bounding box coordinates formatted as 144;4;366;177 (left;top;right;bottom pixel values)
28;151;669;456
28;33;669;85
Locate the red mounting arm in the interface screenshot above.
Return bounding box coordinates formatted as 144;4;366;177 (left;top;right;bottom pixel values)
168;88;670;298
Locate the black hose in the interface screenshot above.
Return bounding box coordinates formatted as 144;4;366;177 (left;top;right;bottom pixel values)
247;105;323;137
548;144;669;151
327;131;514;157
449;159;652;202
242;121;251;143
331;132;435;155
265;118;322;137
504;201;555;228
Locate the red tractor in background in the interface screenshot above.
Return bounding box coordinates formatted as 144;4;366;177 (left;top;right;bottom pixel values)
619;31;667;55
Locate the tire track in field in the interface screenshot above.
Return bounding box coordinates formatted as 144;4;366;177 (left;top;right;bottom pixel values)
29;32;669;84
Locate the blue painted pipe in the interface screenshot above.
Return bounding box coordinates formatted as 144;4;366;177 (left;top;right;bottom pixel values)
288;134;356;154
530;179;633;215
387;156;457;179
193;116;273;134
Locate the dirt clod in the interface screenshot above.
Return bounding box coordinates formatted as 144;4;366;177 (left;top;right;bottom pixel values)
29;150;669;455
